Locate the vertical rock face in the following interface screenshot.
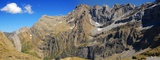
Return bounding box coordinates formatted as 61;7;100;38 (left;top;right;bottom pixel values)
11;31;22;52
89;3;135;26
4;30;22;52
155;0;160;3
3;1;160;60
142;4;160;27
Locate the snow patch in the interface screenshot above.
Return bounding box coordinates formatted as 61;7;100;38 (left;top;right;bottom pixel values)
104;22;127;31
95;22;102;26
147;4;157;9
95;20;130;33
97;28;103;31
140;25;154;30
99;11;133;32
89;14;102;27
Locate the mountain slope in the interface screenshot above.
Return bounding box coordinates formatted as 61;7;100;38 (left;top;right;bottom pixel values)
0;31;41;60
29;1;160;59
3;0;160;60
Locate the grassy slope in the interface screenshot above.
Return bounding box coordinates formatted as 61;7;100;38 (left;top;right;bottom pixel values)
133;46;160;60
0;31;41;60
18;28;42;58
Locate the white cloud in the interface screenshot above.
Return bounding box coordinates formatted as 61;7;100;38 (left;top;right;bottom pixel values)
1;3;22;14
1;3;34;14
24;4;33;14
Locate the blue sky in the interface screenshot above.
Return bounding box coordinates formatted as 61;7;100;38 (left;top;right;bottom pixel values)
0;0;154;32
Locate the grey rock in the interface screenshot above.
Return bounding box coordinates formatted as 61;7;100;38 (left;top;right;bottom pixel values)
155;0;160;3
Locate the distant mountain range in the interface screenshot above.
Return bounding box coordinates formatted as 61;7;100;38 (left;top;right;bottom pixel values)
0;0;160;60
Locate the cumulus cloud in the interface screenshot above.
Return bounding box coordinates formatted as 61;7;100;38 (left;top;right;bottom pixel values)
1;3;34;14
0;3;22;14
24;4;33;14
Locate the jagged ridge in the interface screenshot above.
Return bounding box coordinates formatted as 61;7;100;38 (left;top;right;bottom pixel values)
3;0;160;60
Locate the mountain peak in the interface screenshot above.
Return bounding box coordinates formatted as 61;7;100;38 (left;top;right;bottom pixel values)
75;4;91;10
93;4;101;9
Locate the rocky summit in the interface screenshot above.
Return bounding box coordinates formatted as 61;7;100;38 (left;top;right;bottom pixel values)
1;0;160;60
